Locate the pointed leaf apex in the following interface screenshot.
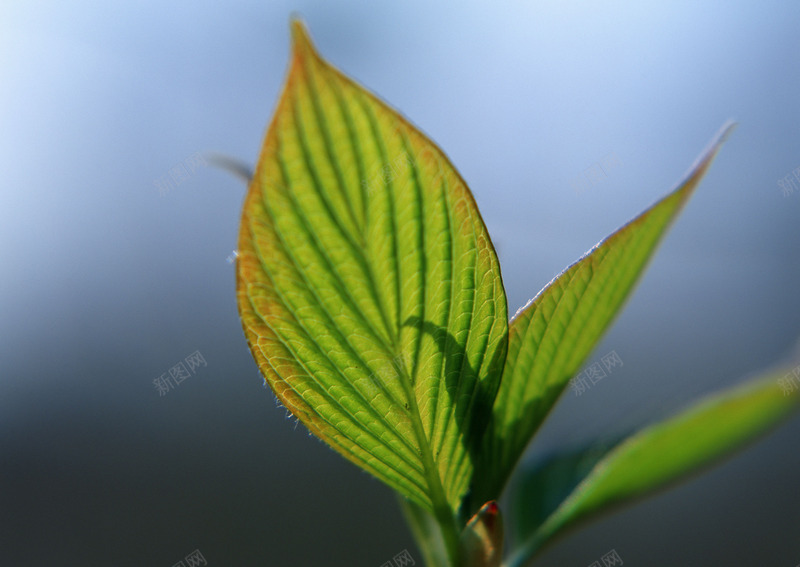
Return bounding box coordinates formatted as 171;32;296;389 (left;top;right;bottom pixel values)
677;120;736;200
290;18;318;60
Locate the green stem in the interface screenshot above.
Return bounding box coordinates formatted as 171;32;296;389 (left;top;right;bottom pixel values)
399;497;450;567
397;366;461;565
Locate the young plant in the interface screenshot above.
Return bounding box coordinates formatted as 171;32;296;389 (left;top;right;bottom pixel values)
234;20;800;567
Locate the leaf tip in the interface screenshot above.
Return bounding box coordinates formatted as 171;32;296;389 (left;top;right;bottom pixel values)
717;119;738;143
289;16;317;60
683;120;737;186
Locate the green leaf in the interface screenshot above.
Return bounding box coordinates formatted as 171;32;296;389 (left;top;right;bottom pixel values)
470;123;736;510
505;369;800;566
235;19;508;552
508;438;620;544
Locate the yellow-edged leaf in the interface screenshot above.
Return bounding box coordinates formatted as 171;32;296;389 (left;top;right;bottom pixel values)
236;20;508;534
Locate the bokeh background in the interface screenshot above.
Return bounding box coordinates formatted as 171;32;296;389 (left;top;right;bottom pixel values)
2;2;799;566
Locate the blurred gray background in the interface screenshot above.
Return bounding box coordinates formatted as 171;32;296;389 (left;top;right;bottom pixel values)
1;1;799;566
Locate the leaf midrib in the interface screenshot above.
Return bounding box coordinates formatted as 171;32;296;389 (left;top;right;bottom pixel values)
275;56;464;525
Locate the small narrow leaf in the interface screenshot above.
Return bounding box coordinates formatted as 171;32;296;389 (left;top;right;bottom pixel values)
470;123;735;509
506;369;800;566
509;439;620;543
236;18;507;532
